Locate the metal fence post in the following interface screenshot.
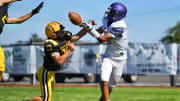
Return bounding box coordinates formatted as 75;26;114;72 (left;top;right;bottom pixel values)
170;75;176;87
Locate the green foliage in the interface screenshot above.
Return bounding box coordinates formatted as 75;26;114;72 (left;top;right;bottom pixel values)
0;86;180;101
29;33;44;42
160;22;180;43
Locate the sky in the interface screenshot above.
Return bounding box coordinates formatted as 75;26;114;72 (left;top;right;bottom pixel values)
0;0;180;44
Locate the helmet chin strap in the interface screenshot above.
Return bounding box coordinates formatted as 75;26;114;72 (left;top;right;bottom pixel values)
107;19;113;27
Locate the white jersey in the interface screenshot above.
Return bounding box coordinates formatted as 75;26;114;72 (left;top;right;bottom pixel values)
102;17;128;61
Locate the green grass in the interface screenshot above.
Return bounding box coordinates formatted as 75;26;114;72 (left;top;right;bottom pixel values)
0;86;180;101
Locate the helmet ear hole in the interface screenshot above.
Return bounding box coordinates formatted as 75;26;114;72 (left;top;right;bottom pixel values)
52;34;57;38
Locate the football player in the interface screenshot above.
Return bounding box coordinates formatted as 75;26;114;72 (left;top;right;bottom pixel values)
24;21;89;101
0;0;43;81
80;2;128;101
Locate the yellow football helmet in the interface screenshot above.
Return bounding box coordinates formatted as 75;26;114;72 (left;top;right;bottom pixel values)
45;21;65;39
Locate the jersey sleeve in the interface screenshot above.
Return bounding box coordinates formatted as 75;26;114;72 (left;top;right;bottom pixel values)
109;20;127;38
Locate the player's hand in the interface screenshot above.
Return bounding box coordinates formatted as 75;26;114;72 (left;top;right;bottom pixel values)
79;20;95;30
68;43;75;51
91;20;96;25
32;2;44;15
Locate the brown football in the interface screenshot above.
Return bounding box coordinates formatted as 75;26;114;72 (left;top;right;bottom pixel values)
68;12;82;25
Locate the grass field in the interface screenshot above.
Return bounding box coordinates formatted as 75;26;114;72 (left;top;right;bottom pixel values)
0;86;180;101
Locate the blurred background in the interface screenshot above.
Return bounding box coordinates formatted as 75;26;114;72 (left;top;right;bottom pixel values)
0;0;180;44
1;0;180;87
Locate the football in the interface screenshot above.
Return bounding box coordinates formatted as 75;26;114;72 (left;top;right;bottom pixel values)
68;12;82;25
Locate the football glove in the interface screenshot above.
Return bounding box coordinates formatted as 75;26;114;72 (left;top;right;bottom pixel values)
32;2;44;15
79;20;93;30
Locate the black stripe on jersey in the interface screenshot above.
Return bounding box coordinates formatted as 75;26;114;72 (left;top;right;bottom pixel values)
43;69;49;101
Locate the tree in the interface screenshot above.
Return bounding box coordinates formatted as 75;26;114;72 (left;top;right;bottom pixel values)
15;33;44;44
160;22;180;43
29;33;44;42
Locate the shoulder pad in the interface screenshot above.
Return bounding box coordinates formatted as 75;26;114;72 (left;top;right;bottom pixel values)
44;39;59;53
111;20;127;28
45;39;58;45
110;20;127;35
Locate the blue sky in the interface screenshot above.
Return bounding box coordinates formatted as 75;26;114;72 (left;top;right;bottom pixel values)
0;0;180;44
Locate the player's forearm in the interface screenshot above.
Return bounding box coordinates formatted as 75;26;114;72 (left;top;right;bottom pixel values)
0;0;19;4
97;27;104;34
17;12;34;23
6;12;33;24
97;36;107;42
97;33;113;42
56;50;72;65
71;28;88;42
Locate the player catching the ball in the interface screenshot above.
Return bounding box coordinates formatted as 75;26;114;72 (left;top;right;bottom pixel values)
78;2;128;101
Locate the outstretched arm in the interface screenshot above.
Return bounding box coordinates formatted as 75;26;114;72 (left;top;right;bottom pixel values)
81;23;112;43
6;13;33;24
71;28;89;42
95;27;113;42
97;32;113;42
6;2;44;24
0;0;21;6
81;24;113;42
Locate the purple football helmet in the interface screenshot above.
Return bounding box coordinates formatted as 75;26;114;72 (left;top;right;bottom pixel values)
105;2;127;21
